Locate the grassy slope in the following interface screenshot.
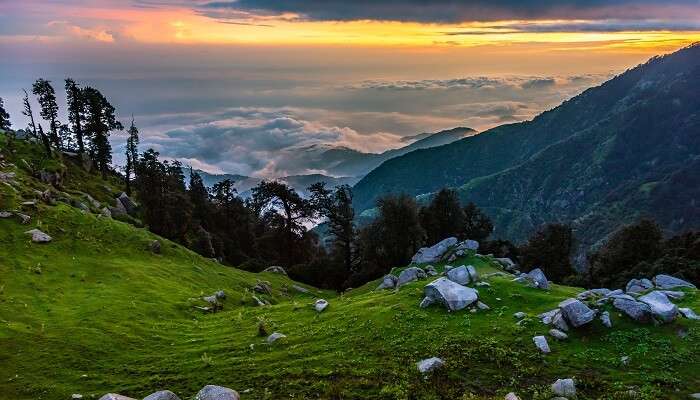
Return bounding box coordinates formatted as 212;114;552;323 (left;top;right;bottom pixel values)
1;138;699;400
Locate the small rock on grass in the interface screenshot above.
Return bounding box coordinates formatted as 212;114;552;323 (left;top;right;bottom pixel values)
143;390;181;400
533;335;550;353
99;394;137;400
267;332;286;343
514;312;527;320
194;385;240;400
600;311;612;328
679;307;700;320
25;229;52;243
504;393;520;400
551;378;576;397
417;357;444;373
314;299;329;312
549;329;568;340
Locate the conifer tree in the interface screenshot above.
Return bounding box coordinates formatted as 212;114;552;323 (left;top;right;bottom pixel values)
83;87;123;175
0;97;11;130
22;89;51;156
124;116;140;195
65;78;86;153
32;79;61;148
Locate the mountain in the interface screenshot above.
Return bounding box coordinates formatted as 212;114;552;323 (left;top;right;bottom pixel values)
352;44;700;261
296;126;476;177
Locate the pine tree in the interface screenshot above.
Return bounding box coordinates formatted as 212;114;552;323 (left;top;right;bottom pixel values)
309;183;358;275
0;97;11;130
22;89;50;156
32;79;61;148
420;188;465;244
83;87;123;175
124;116;140;195
65;78;86;154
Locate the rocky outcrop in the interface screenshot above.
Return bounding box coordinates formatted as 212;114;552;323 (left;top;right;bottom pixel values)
423;277;478;312
626;278;654;294
376;274;398;290
411;237;458;264
558;298;595;328
653;274;696;290
638;291;678;323
613;295;652;322
397;267;427;287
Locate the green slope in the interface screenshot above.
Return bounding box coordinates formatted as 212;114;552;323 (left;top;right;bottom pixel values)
1;137;699;400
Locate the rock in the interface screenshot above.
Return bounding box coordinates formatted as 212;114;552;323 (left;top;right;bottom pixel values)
263;265;287;275
84;194;100;208
411;237;458;264
150;240;161;254
38;170;62;187
446;265;471;285
577;288;611;300
266;332;286;343
613;297;652;322
0;211;12;218
424;277;478;312
466;265;479;282
98;395;137;400
626;278;654;294
504;393;521;400
424;265;438;276
376;274;398;290
117;192;138;215
476;301;490;311
444;265;454;272
15;213;31;224
143;390;181;400
551;378;576;397
447;254;457;262
653;274;696;290
660;290;685;300
558;298;596;327
600;311;612;328
416;357;444;373
194;385;240;400
203;296;219;305
514;312;527;320
638;291;678;323
251;295;266;307
494;257;517;271
539;309;559;325
100;207;112;218
253;282;272;295
292;284;310;294
475;281;491;287
532;335;550;353
72;395;83;399
457;239;479;251
552;312;570;332
690;394;700;399
25;229;52;243
526;268;549;289
679;307;700;320
620;356;630;365
397;267;427;287
549;329;568;340
314;299;329;312
419;296;434;308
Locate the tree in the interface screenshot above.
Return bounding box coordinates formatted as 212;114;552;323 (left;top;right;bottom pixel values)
83;87;123;175
0;97;10;130
519;223;575;283
65;78;86;154
32;79;61;148
124;117;140;195
420;188;464;244
188;168;210;224
22;89;50;156
309;183;358;279
251;181;314;267
462;202;494;242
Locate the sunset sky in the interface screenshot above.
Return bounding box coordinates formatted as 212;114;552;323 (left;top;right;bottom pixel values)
2;1;700;177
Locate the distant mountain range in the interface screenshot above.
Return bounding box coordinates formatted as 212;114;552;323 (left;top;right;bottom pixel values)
352;44;700;264
195;126;476;197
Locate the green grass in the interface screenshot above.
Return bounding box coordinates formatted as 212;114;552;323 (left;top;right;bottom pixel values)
1;137;699;399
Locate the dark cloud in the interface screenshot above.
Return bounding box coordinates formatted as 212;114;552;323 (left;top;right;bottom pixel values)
198;0;700;23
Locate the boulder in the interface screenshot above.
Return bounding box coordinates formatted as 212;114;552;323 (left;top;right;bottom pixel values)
577;288;611;300
653;274;696;290
526;268;549;290
376;274;398;290
84;194;101;208
411;237;458;264
539;309;559;325
266;332;286;343
424;277;478;312
626;278;654;294
600;311;612;328
253;282;272;295
397;267;427;287
532;335;550;354
424;265;438;276
504;393;521;400
416;357;444;373
100;207;112;218
679;307;700;320
494;257;517;271
150;240;161;254
263;266;287;275
638;291;678;323
549;329;568;340
0;211;12;218
419;296;434;308
194;385;240;400
551;312;570;332
25;229;52;243
466;265;479;282
551;379;576;398
143;390;181;400
660;290;685;300
314;299;329;312
613;297;652;323
117;192;138;215
446;265;471;285
457;239;479;251
98;395;136;400
558;298;595;327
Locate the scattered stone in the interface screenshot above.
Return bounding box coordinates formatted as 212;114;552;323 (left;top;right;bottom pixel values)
457;239;479;251
613;296;652;323
626;278;654;294
0;211;12;218
215;290;226;300
251;295;266;307
98;395;136;400
25;228;52;243
314;299;329;312
253;282;272;295
514;312;527;320
577;288;611;300
638;291;678;323
143;390;181;400
203;295;219;305
660;290;685;300
117;192;138;215
552;311;570;331
266;332;286;343
549;329;568;340
504;393;521;400
424;265;438;276
377;274;398;290
620;356;630;366
679;307;700;320
551;378;576;398
476;301;490;311
292;284;310;294
149;240;161;254
539;309;559;325
447;254;457;263
397;266;427;287
558;298;596;327
416;357;444;373
100;207;112;218
16;213;31;224
194;385;240;400
532;335;550;353
494;257;517;271
419;296;434;308
411;237;458;264
690;394;700;399
475;281;491;287
466;265;479;282
72;394;83;399
526;268;549;289
263;265;287;275
423;277;479;312
600;311;612;328
446;265;471;285
653;274;696;290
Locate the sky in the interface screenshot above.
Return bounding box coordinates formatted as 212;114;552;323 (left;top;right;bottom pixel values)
2;0;700;177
